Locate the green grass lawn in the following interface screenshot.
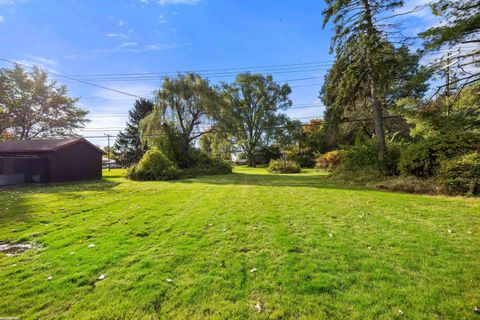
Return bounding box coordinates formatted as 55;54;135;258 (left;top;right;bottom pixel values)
0;167;479;319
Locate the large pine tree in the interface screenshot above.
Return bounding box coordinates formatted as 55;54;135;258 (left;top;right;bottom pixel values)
322;0;405;174
113;99;154;167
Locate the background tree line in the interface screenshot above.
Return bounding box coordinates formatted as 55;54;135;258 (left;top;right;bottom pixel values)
1;0;478;193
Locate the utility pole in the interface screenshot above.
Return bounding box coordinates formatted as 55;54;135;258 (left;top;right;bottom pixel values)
106;134;111;172
445;51;451;117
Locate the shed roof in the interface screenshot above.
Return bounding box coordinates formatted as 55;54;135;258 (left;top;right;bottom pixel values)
0;138;105;154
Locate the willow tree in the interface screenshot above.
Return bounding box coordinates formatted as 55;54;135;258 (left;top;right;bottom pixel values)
141;73;220;167
322;0;405;174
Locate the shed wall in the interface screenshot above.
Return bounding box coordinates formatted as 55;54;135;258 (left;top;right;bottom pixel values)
48;142;102;182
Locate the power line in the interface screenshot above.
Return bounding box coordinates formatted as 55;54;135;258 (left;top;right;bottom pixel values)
86;103;324;118
56;47;478;79
63;60;334;78
76;115;400;139
0;57;150;101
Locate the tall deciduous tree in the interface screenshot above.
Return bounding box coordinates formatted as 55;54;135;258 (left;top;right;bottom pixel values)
323;0;407;174
0;65;88;139
141;73;220;167
113;98;154;167
217;73;291;167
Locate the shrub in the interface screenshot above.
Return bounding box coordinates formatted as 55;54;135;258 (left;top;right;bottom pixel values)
315;150;341;171
268;159;301;174
127;148;180;181
294;154;315;168
437;152;480;195
283;146;315;168
399;132;480;178
336;139;402;175
181;150;232;177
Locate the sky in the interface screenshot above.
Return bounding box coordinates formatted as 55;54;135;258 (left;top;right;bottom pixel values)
0;0;438;146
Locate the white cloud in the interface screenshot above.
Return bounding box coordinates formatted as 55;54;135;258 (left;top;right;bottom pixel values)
158;15;167;24
25;54;57;67
14;54;58;73
104;32;128;38
158;0;199;5
95;42;189;53
76;82;157;146
118;41;138;48
118;20;126;26
0;15;4;23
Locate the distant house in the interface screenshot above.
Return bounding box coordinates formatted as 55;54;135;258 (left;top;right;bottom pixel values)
0;138;105;186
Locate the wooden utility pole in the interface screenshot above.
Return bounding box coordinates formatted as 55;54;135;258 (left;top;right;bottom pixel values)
446;51;451;117
106;134;111;171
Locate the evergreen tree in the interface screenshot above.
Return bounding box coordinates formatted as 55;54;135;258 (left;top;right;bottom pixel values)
113;99;154;167
421;0;479;50
323;0;407;174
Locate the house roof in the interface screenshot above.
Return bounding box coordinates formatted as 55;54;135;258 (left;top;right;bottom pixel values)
0;138;105;154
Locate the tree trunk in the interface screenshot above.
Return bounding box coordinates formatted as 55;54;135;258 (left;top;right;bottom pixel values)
246;150;256;167
369;73;387;175
362;0;387;175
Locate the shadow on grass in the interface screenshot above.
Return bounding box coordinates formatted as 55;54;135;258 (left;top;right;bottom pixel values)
0;178;120;227
179;172;371;193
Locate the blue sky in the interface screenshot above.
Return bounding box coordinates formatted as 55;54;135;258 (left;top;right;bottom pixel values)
0;0;436;146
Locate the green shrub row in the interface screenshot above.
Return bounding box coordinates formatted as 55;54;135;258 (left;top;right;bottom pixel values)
326;132;480;195
437;152;480;196
399;132;480;178
127;147;232;181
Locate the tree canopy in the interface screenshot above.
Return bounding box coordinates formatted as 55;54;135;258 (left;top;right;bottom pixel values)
216;73;292;167
113;98;154;167
141;73;220;167
0;65;88;140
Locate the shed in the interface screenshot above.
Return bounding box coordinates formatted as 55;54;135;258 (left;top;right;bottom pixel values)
0;138;105;186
